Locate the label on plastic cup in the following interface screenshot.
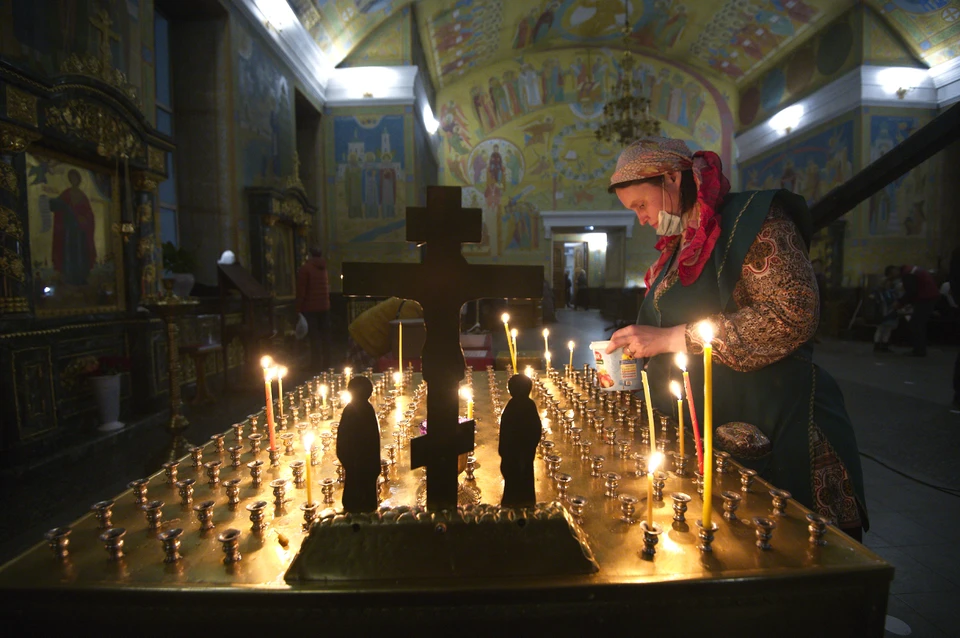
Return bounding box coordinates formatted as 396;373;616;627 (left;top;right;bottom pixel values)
589;341;642;391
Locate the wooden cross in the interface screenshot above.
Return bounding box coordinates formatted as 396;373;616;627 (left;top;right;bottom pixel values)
90;9;121;70
342;186;542;511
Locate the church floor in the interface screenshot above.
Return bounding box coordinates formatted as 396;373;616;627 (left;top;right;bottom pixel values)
2;308;958;636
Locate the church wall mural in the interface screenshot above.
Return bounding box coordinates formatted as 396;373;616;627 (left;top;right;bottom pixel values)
865;0;960;68
863;4;924;66
231;13;297;268
288;0;405;64
436;46;733;286
0;0;156;124
738;8;862;131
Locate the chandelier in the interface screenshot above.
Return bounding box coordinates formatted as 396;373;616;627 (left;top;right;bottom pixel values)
594;2;660;146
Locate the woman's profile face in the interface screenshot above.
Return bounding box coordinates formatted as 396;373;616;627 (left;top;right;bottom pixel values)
615;182;663;229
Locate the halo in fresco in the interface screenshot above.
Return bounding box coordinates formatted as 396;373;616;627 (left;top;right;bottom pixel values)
466;138;524;187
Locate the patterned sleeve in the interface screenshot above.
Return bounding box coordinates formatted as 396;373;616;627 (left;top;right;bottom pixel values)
684;204;819;372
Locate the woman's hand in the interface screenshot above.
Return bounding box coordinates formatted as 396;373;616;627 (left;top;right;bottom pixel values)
605;324;687;359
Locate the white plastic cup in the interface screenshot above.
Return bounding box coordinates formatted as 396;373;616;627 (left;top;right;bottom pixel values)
589;340;642;391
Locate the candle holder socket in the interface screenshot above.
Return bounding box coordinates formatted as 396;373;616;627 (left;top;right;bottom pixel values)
158;528;183;563
92;500;114;529
210;433;225;455
753;516;777;550
290;460;306;488
603;472;621;498
281;432;295;456
652;471;666;502
770;489;791;516
247;460;264;487
619;494;638;524
45;527;71;560
189;446;203;469
300;502;320;531
806;513;830;546
616;438;631;460
232;423;244;442
128;479;149;506
247;433;263;457
673;453;689;477
721;490;742;522
246;500;268;534
465;455;477;481
217;528;242;563
270;478;288;508
694;471;704;498
580;441;593;462
334;460;345;484
739;468;757;493
268;448;281;468
224;478;242;506
177;478;195;507
640;521;662;557
555;472;572;500
715;451;731;474
99;527;126;561
142;500;164;530
162;461;179;486
567;495;587;519
203;460;222;487
696;519;719;553
194;500;215;531
671;492;691;523
590;455;605;478
545;454;562;479
321;478;336;505
632;453;647;476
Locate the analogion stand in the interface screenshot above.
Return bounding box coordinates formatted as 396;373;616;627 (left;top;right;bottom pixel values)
0;368;892;634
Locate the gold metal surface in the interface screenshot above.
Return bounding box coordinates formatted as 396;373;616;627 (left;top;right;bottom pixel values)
0;371;891;595
5;85;38;127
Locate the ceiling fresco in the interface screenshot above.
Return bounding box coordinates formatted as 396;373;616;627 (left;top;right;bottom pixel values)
287;1;960;91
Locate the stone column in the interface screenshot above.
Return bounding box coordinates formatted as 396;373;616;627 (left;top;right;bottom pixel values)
0;123;40;315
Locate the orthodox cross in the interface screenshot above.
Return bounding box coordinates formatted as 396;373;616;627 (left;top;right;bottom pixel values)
342;186;542;511
89;9;121;70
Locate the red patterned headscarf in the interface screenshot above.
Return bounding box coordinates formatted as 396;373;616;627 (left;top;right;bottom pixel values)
609;137;730;288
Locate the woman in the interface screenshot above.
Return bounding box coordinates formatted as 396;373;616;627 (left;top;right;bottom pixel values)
605;137;866;539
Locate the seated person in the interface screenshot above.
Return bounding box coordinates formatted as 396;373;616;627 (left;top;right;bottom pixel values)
347;297;423;371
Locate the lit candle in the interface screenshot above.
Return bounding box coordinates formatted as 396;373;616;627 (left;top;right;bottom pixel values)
568;340;575;371
461;387;473;420
676;353;703;473
340;390;352;408
398;319;403;376
320;383;328;408
263;364;277;451
542;328;550;354
641;369;656;452
510;328;519;372
276;365;287;421
647;451;663;526
524;365;534;378
670;380;684;460
393;370;402;390
501;313;513;370
544;350;551;371
343;366;352;383
304;432;315;505
698;321;715;528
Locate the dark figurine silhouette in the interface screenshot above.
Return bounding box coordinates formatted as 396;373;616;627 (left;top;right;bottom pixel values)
336;377;382;513
498;374;542;509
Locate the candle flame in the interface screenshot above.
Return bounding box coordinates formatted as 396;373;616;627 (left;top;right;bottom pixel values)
460;387;473;401
542;328;549;338
501;313;510;324
343;366;352;377
260;355;273;369
545;351;551;362
649;451;664;474
393;371;402;383
568;340;575;351
303;432;315;452
675;352;687;371
697;321;715;344
277;365;287;379
524;366;534;378
510;328;518;338
319;384;328;398
670;380;683;400
340;391;352;405
264;367;276;382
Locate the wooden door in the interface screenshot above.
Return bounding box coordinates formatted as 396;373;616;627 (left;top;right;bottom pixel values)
552;241;565;307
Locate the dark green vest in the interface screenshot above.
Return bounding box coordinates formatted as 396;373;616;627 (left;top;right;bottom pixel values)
638;190;866;525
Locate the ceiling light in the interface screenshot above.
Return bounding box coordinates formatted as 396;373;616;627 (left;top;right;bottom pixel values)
769;104;803;135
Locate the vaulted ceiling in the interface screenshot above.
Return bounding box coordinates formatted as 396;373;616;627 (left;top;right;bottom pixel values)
289;0;960;92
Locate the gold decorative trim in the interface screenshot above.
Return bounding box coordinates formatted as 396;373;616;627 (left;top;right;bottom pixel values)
0;244;25;281
45;99;140;160
261;213;278;227
0;318;140;340
5;85;38;127
11;346;58;437
0;162;18;196
137;236;156;258
285;151;304;190
0;296;29;313
138;202;153;223
0;204;24;239
147;146;166;174
0;121;41;153
59;10;141;110
133;171;160;192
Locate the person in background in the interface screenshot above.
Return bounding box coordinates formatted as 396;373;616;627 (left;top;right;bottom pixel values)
888;264;939;357
347;297;423;371
564;271;572;308
296;247;331;372
574;268;589;310
871;275;900;353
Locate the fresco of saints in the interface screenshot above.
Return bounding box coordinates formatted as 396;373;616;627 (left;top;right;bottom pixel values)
51;169;97;285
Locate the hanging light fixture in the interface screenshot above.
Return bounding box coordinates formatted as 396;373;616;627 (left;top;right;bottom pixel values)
595;0;660;146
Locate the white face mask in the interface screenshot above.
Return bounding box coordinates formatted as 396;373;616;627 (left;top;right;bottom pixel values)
655;180;684;236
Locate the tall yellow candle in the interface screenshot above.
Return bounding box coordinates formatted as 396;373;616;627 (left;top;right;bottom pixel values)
276;365;287;421
641;369;656;452
502;314;515;372
647;452;662;526
461;387;474;420
304;432;315;505
320;384;328;407
510;328;519;372
344;366;352;383
698;321;715;528
263;366;277;451
568;340;575;371
544;350;551;371
670;380;684;459
542;328;550;354
398;319;403;375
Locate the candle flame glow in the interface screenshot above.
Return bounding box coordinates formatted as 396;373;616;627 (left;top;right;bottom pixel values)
343;366;352;377
264;367;276;382
670;380;683;400
524;366;534;378
340;391;352;405
460;387;472;401
542;328;549;338
260;355;273;369
568;340;575;351
510;328;518;338
545;351;551;362
649;451;664;474
697;321;715;344
303;432;315;452
319;384;328;398
675;352;687;372
277;365;287;379
501;313;510;324
393;371;402;383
